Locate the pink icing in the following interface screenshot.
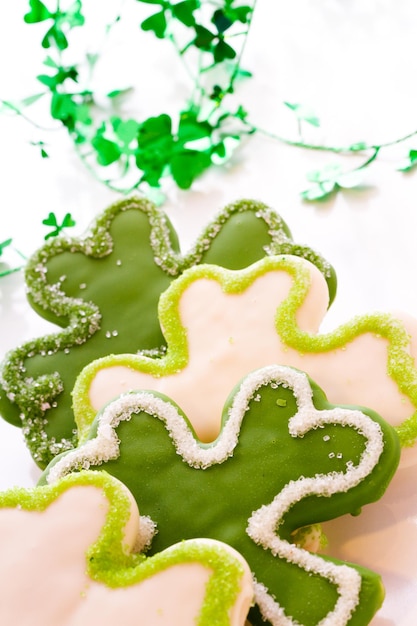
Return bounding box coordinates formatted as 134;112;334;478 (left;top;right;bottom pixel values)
88;261;416;442
0;484;253;625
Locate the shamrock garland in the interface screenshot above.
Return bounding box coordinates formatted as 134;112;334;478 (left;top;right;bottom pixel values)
1;0;417;204
3;0;255;198
42;212;76;239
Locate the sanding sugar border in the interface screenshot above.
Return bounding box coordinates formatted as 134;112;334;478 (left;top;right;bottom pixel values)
47;364;385;626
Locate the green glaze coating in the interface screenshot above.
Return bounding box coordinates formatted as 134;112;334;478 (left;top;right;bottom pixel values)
0;197;336;468
42;366;400;626
0;470;250;625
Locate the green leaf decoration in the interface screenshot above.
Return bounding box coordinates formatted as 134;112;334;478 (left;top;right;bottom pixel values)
171;149;212;188
37;65;78;89
30;140;49;158
211;141;226;158
209;84;224;103
106;87;133;99
284;101;320;128
20;92;47;107
141;10;168;38
235;68;253;80
138;114;173;147
24;0;52;23
41;24;70;50
37;74;57;89
177;108;212;143
235;104;248;120
348;141;369;152
61;213;76;228
225;4;253;23
35;1;84;50
112;118;141;146
301;162;365;201
0;239;12;256
42;213;59;227
211;135;241;163
335;169;363;189
171;0;198;27
64;1;85;29
397;149;417;172
50;93;75;126
194;24;215;49
86;52;99;70
301;181;336;201
212;9;234;33
136;114;174;185
50;92;91;129
92;133;122;166
43;55;59;69
42;212;76;240
0;238;26;277
214;38;236;62
306;164;343;184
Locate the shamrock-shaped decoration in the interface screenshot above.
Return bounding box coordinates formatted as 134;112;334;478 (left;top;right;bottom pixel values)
24;0;85;50
42;212;76;240
0;197;336;467
74;255;417;447
44;365;400;626
0;470;253;626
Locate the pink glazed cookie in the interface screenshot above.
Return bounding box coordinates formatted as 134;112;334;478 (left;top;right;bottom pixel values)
0;470;253;626
73;254;417;447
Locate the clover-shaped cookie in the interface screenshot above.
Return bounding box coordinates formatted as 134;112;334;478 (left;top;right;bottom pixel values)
0;470;253;625
0;197;336;468
44;365;400;625
74;254;417;447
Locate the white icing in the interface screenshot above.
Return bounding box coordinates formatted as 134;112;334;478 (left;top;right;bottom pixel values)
0;485;253;626
51;365;384;626
87;259;416;443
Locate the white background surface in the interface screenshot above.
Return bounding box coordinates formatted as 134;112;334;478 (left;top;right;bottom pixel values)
1;2;417;624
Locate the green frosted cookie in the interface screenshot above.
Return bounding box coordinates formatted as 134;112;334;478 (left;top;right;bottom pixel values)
42;365;400;626
0;470;253;625
0;197;336;468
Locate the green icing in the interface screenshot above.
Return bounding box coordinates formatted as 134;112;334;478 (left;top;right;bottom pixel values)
0;197;336;468
0;470;248;625
42;367;400;626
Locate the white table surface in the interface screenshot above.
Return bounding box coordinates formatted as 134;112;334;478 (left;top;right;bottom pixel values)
1;2;417;624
